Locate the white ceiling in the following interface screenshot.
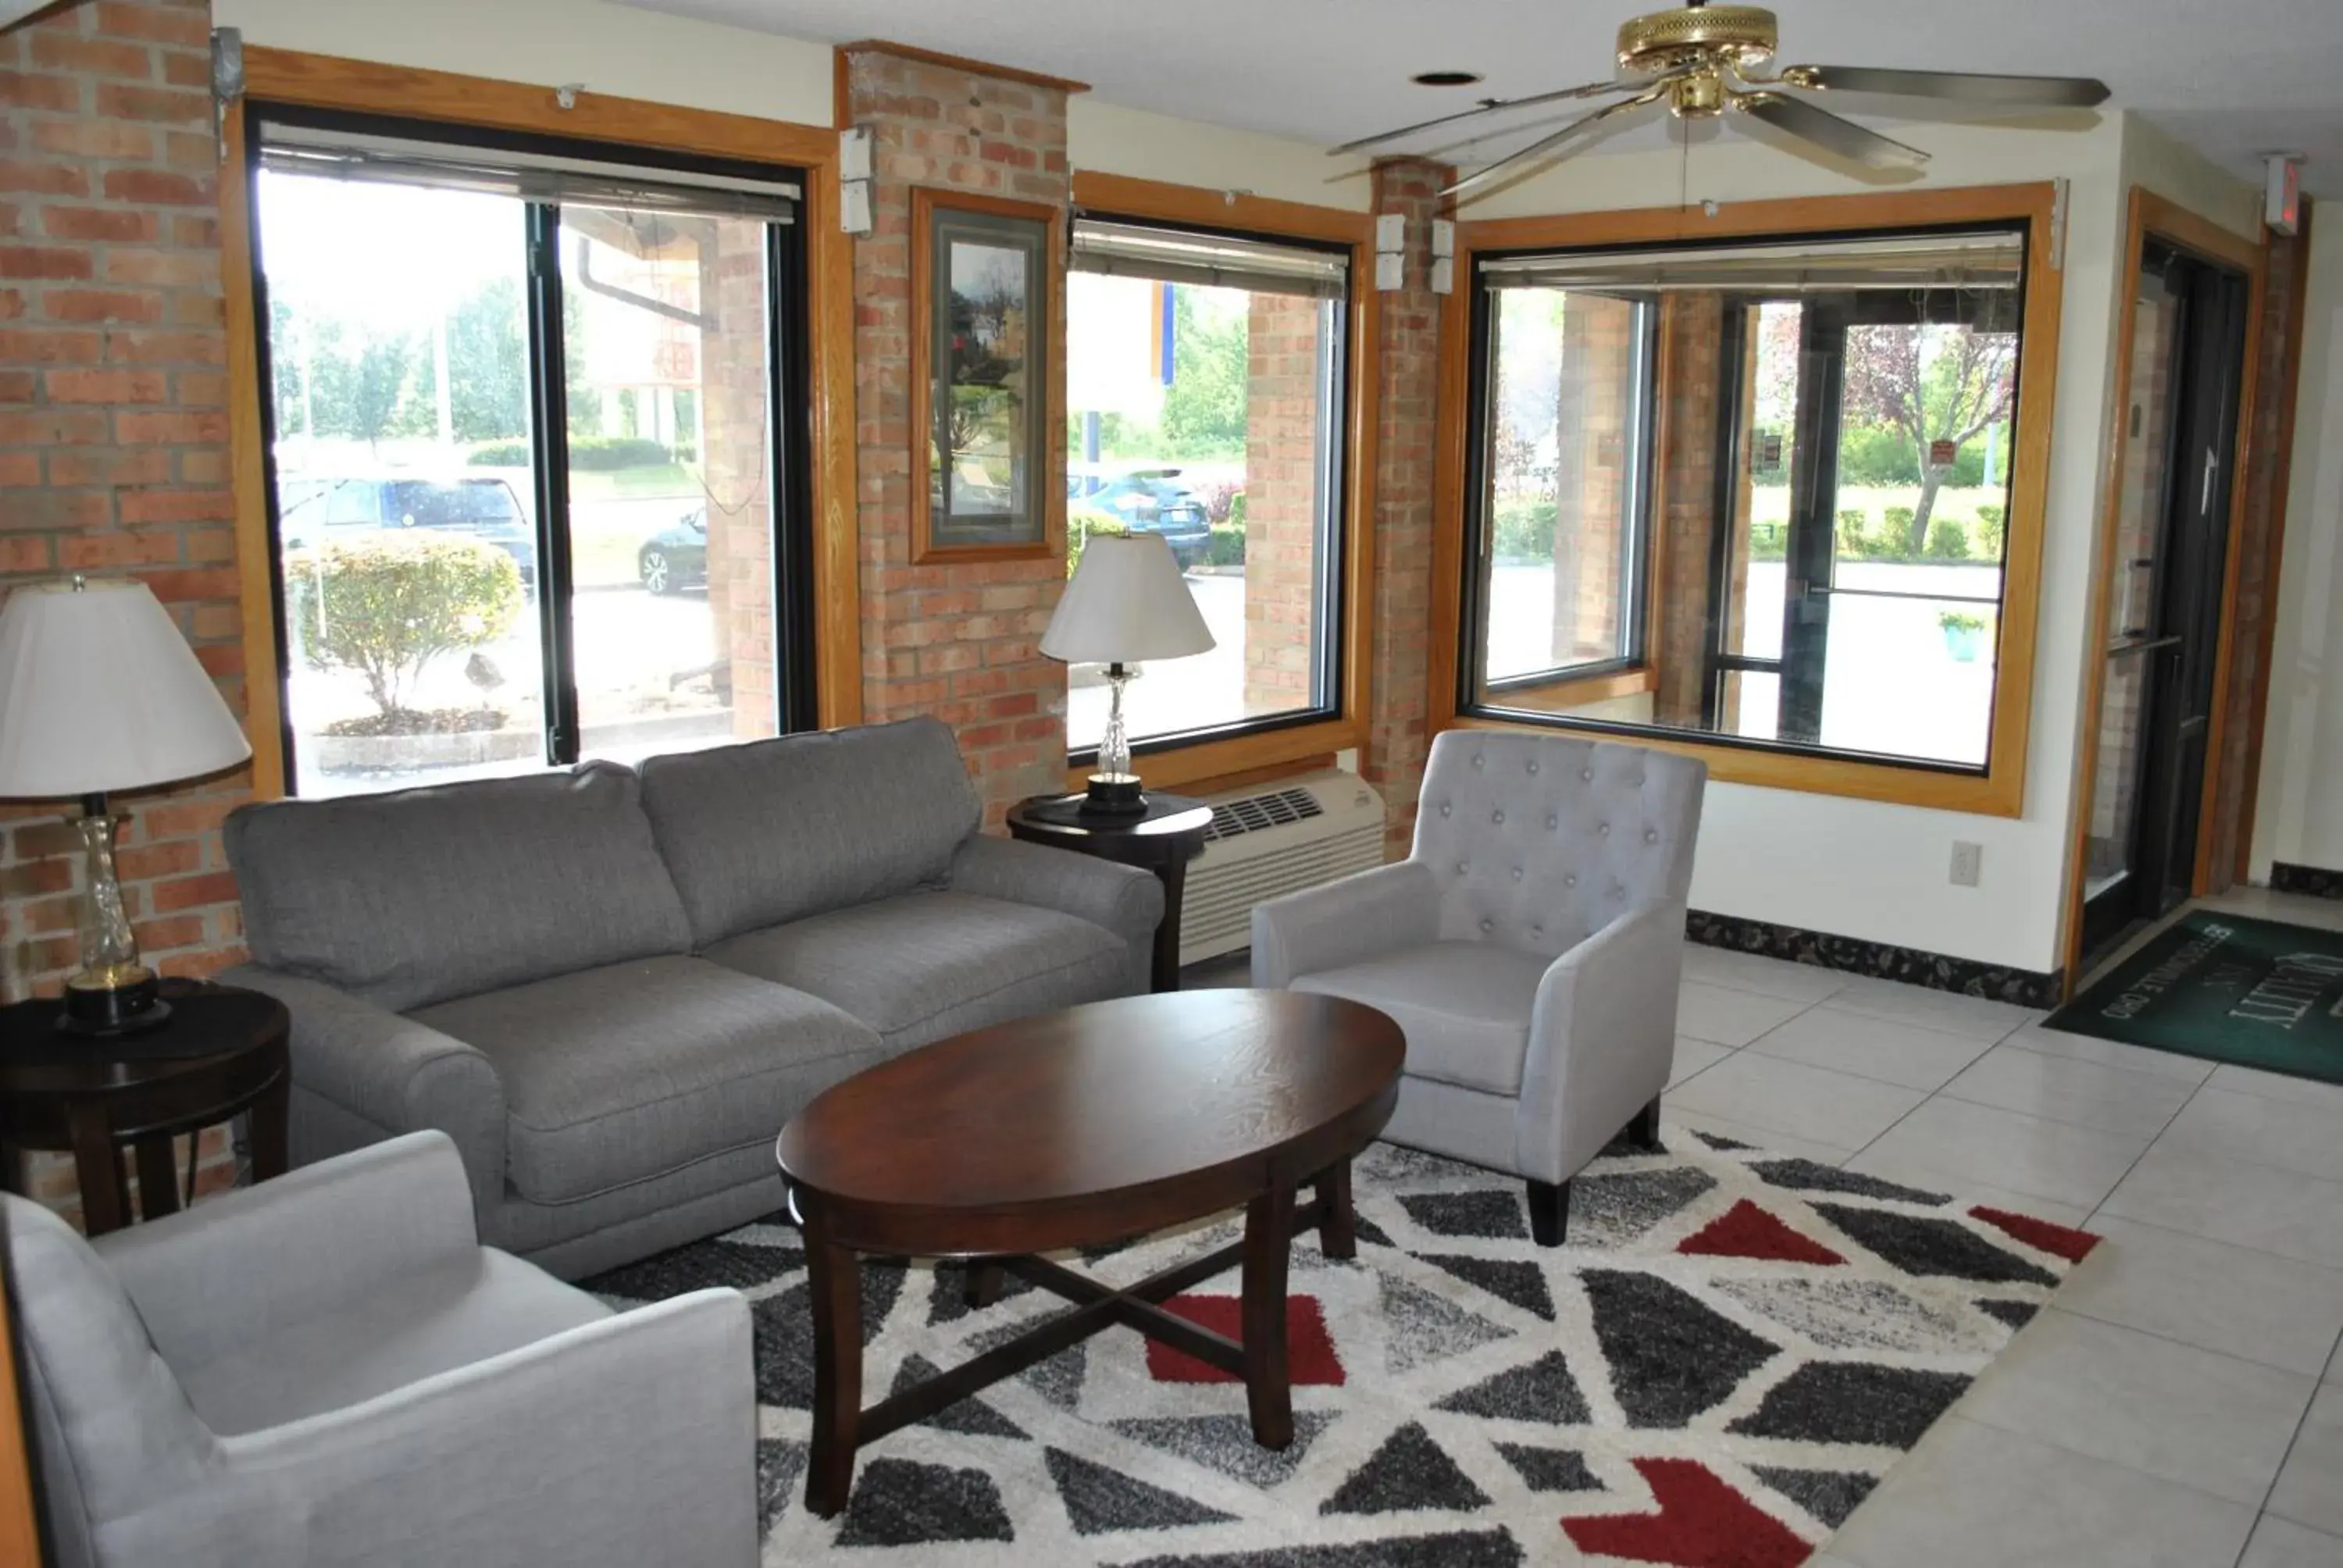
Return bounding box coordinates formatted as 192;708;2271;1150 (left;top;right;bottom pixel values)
618;0;2343;196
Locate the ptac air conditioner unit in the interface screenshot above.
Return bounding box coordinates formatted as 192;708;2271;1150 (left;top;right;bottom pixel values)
1179;770;1387;968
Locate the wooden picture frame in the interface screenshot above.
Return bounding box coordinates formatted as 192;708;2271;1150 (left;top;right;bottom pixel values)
911;188;1064;562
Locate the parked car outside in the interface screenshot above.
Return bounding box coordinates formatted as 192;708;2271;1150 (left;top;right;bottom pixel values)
637;506;708;595
1074;467;1211;567
281;476;538;585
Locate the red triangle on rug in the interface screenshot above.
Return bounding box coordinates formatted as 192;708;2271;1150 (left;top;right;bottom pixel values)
1678;1199;1846;1266
1144;1294;1346;1385
1970;1206;2102;1263
1563;1456;1813;1567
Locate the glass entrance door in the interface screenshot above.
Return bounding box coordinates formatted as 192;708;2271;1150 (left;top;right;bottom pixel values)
2079;241;2251;961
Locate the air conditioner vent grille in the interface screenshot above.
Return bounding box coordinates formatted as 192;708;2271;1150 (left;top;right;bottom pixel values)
1204;786;1325;843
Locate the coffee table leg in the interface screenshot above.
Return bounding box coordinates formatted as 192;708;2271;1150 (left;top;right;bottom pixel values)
66;1104;126;1237
1316;1160;1356;1261
965;1261;1004;1309
1240;1181;1294;1449
804;1227;863;1518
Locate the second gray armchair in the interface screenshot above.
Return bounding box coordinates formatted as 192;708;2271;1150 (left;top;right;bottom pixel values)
1253;729;1705;1245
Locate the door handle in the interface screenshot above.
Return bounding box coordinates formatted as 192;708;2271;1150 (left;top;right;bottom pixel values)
2201;451;2219;516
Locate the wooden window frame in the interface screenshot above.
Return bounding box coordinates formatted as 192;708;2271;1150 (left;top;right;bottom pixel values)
1060;172;1379;794
1432;182;2067;816
909;187;1065;565
2056;187;2268;989
222;49;863;800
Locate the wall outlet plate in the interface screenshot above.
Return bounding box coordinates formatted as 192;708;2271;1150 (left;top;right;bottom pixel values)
1374;251;1404;291
1949;841;1983;888
839;125;873;183
1375;212;1407;254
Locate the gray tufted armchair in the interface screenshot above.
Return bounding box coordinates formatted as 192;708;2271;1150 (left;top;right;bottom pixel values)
1251;730;1705;1244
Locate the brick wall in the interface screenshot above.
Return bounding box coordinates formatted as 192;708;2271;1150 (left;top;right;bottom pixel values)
697;214;779;739
1550;291;1637;666
1241;289;1321;714
843;47;1069;823
0;0;248;1224
1654;294;1724;727
1361;158;1446;854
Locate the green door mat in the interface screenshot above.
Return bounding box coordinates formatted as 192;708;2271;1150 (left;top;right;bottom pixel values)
2046;912;2343;1085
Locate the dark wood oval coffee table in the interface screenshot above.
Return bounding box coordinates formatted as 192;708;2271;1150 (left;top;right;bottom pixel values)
776;989;1404;1517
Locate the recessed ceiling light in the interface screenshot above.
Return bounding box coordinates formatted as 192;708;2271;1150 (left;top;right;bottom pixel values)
1411;70;1484;87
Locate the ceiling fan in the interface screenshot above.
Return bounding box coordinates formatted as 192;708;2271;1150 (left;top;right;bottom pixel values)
1336;1;2109;199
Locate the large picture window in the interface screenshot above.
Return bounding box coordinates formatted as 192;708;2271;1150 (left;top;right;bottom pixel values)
1461;226;2030;774
249;108;817;796
1065;217;1350;757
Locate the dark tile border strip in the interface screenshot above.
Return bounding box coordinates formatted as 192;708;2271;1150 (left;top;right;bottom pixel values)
1686;909;2064;1009
2269;861;2343;901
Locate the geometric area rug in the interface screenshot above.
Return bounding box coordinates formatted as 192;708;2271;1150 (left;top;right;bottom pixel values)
582;1127;2101;1566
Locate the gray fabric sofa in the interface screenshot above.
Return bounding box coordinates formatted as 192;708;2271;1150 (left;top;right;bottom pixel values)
223;718;1163;1279
6;1131;757;1568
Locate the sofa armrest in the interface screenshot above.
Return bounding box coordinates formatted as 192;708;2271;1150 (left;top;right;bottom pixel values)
1517;900;1685;1182
1250;860;1441;988
223;964;507;1217
93;1132;478;1370
184;1290;758;1568
949;834;1164;991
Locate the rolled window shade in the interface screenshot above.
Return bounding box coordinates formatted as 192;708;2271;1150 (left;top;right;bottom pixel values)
257;120;799;225
1481;230;2022;293
1072;219;1349;299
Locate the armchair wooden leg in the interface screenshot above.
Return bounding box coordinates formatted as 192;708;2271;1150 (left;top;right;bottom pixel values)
1525;1179;1569;1248
1629;1095;1664;1152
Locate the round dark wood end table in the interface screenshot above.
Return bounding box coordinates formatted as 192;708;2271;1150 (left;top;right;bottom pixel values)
1007;791;1212;992
776;988;1405;1517
0;982;291;1235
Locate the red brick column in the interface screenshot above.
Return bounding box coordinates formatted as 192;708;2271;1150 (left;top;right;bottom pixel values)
0;0;248;1224
697;216;776;738
1550;293;1636;665
844;48;1069;823
1361;158;1448;855
1242;290;1321;715
1654;294;1725;726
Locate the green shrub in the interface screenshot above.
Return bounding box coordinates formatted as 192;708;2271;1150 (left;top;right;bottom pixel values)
1207;522;1246;567
1838;424;1920;486
1938;608;1988;634
1882;506;1917;551
284;535;522;718
1924;517;1971;559
1227;492;1247;530
1490;500;1557;561
468;440;530;467
467;435;678;470
1066;504;1117;579
1835;508;1872;559
1974;504;2006;561
1747;518;1787;562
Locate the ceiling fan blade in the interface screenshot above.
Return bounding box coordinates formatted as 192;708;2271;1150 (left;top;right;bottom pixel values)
1735;91;1929;169
1330;78;1641;157
1781;64;2109;108
1443;87;1671;198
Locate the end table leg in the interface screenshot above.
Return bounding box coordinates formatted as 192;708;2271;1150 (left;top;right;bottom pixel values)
132;1137;180;1221
250;1050;291;1182
804;1225;863;1519
1150;861;1189;993
1240;1181;1294;1449
66;1106;126;1236
1316;1161;1356;1261
965;1260;1003;1309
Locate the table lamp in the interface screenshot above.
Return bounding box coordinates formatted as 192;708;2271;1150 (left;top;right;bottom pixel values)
0;577;253;1035
1041;531;1214;816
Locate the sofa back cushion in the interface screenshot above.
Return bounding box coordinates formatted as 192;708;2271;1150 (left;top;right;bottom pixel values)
639;718;981;946
226;762;693;1012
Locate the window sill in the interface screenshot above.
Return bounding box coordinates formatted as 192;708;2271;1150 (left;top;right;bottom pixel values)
1064;714;1364;797
1479;665;1657;711
1442;711;2021;817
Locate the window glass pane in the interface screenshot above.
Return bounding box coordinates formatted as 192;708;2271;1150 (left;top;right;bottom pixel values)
1467;228;2025;776
558;205;778;764
1475;287;1647;701
1065;267;1341;750
260;170;544;798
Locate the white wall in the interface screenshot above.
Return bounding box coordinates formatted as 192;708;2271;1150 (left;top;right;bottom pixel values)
2252;216;2343;878
1068;98;1368;211
1457;116;2135;971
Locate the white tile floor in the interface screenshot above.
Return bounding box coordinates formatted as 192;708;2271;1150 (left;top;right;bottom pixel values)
1676;887;2343;1567
1193;885;2343;1563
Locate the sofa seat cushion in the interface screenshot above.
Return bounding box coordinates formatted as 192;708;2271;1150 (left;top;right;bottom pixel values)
176;1248;607;1436
1292;941;1550;1096
412;956;883;1205
707;891;1129;1053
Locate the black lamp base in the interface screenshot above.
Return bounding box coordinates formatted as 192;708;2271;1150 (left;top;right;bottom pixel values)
1079;773;1148;818
59;975;171;1039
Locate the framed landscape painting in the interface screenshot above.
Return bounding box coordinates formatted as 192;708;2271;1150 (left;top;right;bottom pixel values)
911;188;1063;561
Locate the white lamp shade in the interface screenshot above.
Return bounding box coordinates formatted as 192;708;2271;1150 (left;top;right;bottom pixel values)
0;577;251;800
1041;532;1217;665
